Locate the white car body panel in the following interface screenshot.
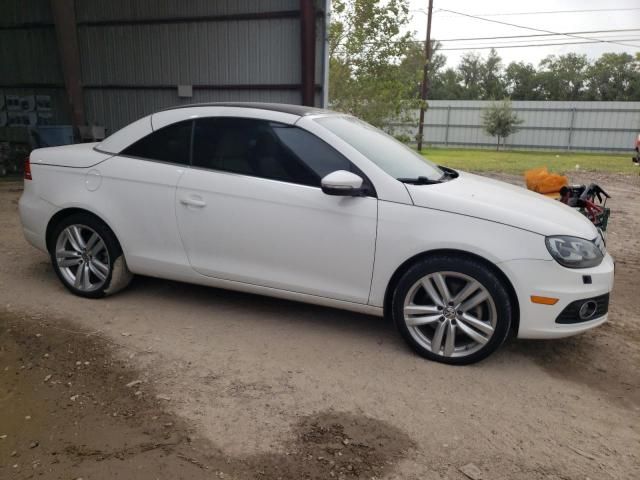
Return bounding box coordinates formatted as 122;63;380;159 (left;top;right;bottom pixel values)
28;156;190;276
31;142;109;169
500;253;614;338
176;168;377;303
367;200;552;307
405;171;599;238
19;104;615;342
84;156;190;274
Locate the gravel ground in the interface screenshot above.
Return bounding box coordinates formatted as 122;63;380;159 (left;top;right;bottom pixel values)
1;172;639;479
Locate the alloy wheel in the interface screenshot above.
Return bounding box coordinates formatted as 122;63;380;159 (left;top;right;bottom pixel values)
403;271;497;358
55;225;110;292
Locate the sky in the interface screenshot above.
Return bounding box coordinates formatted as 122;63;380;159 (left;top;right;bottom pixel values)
405;0;640;68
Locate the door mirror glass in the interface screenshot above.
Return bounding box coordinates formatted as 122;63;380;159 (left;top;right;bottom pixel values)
321;170;365;196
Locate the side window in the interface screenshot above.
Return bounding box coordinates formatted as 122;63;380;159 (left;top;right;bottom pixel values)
192;118;318;186
273;126;375;195
192;117;372;193
271;126;354;179
121;120;192;165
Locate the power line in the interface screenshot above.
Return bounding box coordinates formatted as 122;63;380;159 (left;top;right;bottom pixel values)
438;39;640;51
437;8;640;48
413;7;640;17
438;28;640;43
332;37;640;55
466;8;640;17
332;29;640;48
450;36;640;48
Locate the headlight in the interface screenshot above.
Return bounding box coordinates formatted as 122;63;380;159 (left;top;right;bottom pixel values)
545;236;604;268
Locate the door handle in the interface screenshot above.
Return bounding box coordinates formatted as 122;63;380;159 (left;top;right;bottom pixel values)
180;196;206;208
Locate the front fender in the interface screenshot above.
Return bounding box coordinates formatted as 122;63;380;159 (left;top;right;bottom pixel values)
368;201;550;307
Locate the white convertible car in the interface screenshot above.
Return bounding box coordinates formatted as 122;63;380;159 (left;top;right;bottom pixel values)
19;103;614;364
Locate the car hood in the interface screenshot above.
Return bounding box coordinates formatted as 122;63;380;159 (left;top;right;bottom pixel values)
405;171;599;238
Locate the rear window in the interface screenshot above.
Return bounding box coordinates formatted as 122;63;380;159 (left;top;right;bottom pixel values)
121;120;193;165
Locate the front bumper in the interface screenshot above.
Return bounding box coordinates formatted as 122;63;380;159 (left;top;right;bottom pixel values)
499;253;615;339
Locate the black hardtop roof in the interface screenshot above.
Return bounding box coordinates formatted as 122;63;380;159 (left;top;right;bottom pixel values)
161;102;335;117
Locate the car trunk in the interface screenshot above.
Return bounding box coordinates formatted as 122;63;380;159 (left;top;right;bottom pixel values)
30;142;113;169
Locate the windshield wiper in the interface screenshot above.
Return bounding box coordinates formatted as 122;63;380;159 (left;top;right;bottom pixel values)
397;176;442;185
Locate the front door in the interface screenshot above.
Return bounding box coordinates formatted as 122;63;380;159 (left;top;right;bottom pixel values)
175;117;377;304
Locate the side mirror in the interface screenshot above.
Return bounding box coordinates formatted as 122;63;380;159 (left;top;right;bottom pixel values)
321;170;365;196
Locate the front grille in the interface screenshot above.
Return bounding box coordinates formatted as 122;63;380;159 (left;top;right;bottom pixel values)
555;294;609;324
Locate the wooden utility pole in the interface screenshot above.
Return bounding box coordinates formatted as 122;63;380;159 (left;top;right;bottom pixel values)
416;0;434;152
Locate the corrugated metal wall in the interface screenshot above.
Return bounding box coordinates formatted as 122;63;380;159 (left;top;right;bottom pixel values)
0;0;69;139
1;0;328;137
75;0;301;21
77;0;326;132
389;100;640;153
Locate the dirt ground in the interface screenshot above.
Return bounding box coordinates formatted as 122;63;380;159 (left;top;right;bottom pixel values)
1;172;639;479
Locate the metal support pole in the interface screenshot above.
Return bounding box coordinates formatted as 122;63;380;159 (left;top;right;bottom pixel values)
416;0;434;152
300;0;316;106
50;0;85;133
444;105;451;146
567;107;576;151
321;0;331;108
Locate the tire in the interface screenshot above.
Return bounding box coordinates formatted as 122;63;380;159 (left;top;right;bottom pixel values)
391;254;512;365
49;213;133;298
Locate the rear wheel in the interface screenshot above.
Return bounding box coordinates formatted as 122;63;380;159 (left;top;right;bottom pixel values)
392;255;512;365
50;213;132;298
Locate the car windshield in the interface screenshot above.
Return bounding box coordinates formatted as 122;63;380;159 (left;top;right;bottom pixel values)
314;115;443;181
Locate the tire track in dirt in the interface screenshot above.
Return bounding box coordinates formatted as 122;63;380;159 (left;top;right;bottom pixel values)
0;312;415;479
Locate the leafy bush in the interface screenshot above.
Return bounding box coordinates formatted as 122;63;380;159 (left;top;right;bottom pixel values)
482;100;524;150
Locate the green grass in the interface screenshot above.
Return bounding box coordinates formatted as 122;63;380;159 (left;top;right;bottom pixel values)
421;148;637;174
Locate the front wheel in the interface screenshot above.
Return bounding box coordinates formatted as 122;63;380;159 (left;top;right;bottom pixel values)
392;255;512;365
50;213;132;298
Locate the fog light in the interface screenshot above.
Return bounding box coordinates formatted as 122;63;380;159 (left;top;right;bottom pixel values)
556;294;609;324
578;300;598;320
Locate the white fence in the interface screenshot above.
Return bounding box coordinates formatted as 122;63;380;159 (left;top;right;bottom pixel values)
387;100;640;152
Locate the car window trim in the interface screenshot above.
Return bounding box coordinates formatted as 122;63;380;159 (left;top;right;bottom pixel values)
188;118;195;166
187;163;375;198
113;152;191;167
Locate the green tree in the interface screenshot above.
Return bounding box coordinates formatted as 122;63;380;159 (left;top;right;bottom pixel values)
480;49;506;99
457;52;484;99
328;0;419;128
504;61;543;100
397;40;447;99
430;68;464;100
538;53;589;100
482;100;524;150
585;53;640;100
455;50;506;99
